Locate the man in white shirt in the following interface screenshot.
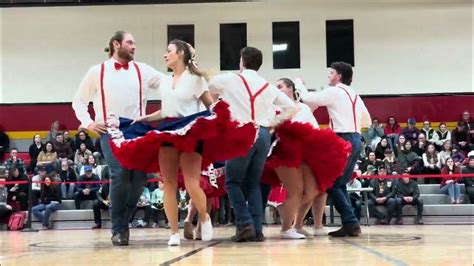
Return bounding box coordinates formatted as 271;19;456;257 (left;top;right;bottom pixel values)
209;47;295;242
297;62;371;237
72;31;163;246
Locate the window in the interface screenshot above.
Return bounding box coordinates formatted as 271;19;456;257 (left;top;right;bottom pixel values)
272;21;300;69
326;20;354;67
220;23;247;70
167;24;195;46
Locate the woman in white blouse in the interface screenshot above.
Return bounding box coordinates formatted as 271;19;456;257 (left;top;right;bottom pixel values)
134;40;214;246
262;78;350;239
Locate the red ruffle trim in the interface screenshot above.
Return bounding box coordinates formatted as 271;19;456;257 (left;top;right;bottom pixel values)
267;185;288;206
261;121;352;192
110;101;256;173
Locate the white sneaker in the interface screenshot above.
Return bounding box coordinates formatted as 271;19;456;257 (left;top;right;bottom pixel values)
280;229;306;239
200;218;213;241
296;228;311;237
313;228;328;236
168;233;180;246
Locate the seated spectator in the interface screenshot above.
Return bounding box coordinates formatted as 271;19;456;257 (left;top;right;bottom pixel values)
130;186;152;228
31;176;61;230
74;143;92;167
395;135;407;157
413;133;428;157
452;145;466;167
4;148;26;175
0;172;13;222
359;137;372;160
0;128;10;160
347;177;362;222
440;157;462;204
384;116;401;151
375;137;390;160
439;140;453;166
452;121;473;153
63;131;75;155
401;118;420;143
361;165;376;187
37;141;58;172
79;155;103;180
46;120;60;142
381;148;398;174
6;166;28;211
74;165;100;209
75;130;95;152
461;153;474;204
397;141;421;174
31;166;47;206
395;174;424;225
422;144;442;184
92;169;110;229
28;134;44;173
151;181;167;228
367;167;397;224
421;121;439;146
59;160;77;199
361;152;379;173
53;132;72;161
367;118;384;150
435;122;451;150
460;111;474;141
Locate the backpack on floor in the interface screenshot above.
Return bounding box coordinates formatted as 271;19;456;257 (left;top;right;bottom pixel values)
8;212;26;231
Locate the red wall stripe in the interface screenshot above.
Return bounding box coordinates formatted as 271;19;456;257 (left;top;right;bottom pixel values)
1;95;473;132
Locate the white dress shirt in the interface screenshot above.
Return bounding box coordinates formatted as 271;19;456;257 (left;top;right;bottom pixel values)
297;81;371;134
159;69;208;118
209;69;295;127
72;58;164;129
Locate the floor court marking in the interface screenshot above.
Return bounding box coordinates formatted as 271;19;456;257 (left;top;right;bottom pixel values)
159;241;222;266
342;238;409;266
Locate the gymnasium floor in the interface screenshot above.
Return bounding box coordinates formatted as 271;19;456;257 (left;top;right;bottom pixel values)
0;225;472;265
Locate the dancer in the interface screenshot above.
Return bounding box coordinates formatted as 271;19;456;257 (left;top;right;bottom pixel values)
72;31;164;246
296;62;372;237
111;40;256;246
208;47;296;242
261;78;351;239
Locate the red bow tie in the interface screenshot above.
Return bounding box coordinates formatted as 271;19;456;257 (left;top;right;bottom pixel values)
114;62;129;71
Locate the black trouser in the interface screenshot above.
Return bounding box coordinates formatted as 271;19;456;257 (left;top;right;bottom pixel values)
150;207;167;224
349;193;362;221
219;195;233;224
11;192;28;211
92;200;109;226
367;198;396;220
0;205;13;221
465;186;474;204
130;205;151;224
74;192;96;209
395;198;423;219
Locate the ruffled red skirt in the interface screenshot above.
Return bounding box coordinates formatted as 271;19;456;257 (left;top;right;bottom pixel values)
177;164;227;198
267;185;288;207
260;121;352;192
110;101;257;173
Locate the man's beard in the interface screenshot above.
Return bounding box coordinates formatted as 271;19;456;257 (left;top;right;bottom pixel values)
118;47;134;61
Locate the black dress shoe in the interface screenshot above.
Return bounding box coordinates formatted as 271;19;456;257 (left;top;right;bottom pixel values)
111;230;129;246
230;225;256;242
328;224;361;237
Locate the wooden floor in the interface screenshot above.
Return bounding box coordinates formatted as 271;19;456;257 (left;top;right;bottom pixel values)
0;225;472;265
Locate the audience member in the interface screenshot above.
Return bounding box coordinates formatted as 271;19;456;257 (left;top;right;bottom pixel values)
367;167;397;224
440;157;462;204
28;134;44;173
4;148;26;175
6;166;28;211
461;153;474;204
74;165;100;209
384;116;401;151
367;118;384;149
59;160;77;199
31;176;61;230
395;174;424;225
401;118;420;143
422;144;442;184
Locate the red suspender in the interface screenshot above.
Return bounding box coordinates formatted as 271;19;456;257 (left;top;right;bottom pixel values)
100;63;107;122
133;62;143;117
237;74;269;121
337;86;358;132
99;62;143;122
